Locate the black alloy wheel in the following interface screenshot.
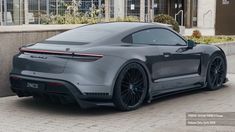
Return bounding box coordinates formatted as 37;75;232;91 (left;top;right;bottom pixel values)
207;54;226;90
113;63;148;111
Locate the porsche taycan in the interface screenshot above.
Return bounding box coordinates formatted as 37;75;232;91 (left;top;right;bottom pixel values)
10;22;228;111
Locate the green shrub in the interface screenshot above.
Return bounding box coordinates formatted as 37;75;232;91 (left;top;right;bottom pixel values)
41;14;140;25
192;30;202;38
123;16;139;22
186;36;235;44
154;14;180;32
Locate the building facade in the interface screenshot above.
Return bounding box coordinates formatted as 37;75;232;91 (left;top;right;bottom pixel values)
0;0;198;26
0;0;233;35
215;0;234;35
106;0;199;28
0;0;105;25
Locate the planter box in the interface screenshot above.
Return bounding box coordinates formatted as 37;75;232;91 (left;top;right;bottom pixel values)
214;42;235;56
179;26;185;35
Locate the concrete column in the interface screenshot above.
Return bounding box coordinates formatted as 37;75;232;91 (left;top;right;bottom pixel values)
147;0;150;22
13;0;24;25
98;0;101;20
151;0;154;22
140;0;145;22
105;0;110;21
185;0;191;28
24;0;29;24
114;0;124;18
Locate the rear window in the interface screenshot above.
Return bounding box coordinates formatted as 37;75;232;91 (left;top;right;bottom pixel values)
47;26;111;44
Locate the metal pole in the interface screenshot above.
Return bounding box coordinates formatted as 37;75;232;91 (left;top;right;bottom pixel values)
3;0;6;25
0;0;2;25
125;0;127;17
56;0;58;15
175;10;183;26
38;0;40;24
18;0;20;24
24;0;29;24
46;0;49;16
98;0;101;21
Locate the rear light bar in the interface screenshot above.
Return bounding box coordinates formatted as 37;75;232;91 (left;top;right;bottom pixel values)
73;52;103;57
20;47;72;55
19;47;103;58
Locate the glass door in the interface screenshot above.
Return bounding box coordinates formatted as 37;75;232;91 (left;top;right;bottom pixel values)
1;0;14;25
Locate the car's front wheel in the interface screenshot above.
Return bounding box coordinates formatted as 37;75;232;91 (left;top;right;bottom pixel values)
113;63;148;111
207;53;226;90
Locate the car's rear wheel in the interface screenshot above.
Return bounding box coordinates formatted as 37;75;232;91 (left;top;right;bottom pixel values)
113;63;148;111
207;54;226;90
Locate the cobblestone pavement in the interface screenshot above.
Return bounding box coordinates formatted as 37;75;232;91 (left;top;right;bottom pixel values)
0;55;234;132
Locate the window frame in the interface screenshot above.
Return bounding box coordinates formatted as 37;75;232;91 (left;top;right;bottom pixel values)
122;27;188;46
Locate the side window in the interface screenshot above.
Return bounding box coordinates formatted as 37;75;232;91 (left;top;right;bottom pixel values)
131;28;187;46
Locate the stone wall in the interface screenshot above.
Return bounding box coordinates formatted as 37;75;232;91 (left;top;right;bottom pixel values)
0;25;82;97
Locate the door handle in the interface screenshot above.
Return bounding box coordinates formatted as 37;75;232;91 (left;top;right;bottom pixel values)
163;52;171;58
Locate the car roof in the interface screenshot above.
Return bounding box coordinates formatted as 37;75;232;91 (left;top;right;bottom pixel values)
76;22;168;33
46;22;172;44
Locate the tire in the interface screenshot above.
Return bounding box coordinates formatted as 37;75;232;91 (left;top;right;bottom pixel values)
206;53;226;90
113;63;148;111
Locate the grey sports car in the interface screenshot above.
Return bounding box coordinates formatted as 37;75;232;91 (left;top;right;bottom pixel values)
10;22;227;111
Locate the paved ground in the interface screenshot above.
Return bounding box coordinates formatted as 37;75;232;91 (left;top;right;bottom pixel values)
0;55;234;132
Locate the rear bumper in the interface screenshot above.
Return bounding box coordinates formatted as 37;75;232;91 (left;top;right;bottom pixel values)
10;74;113;108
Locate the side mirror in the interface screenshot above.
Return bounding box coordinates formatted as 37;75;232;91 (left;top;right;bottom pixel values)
187;40;195;49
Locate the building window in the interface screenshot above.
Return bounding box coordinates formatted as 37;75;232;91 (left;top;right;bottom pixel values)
126;0;140;17
154;0;168;15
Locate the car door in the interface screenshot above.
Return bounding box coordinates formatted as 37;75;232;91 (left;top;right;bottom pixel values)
131;28;202;91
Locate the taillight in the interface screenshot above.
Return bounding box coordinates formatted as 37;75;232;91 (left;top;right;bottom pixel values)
19;47;73;55
19;47;103;59
73;52;103;58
